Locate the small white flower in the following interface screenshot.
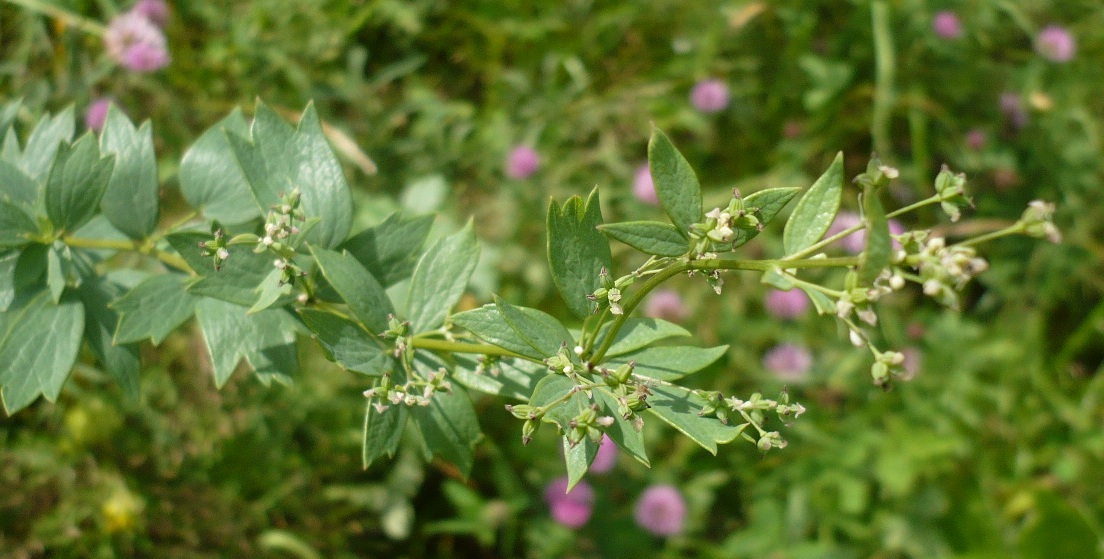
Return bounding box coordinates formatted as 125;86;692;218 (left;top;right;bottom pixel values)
849;329;864;347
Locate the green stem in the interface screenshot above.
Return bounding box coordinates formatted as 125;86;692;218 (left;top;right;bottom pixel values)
412;338;532;361
5;0;106;35
870;0;896;158
950;224;1024;248
64;235;194;274
589;256;859;363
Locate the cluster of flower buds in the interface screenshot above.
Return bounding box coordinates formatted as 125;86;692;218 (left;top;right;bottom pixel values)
544;342;582;374
197;229;230;271
588;268;635;315
898;232;988;309
695;389;805;453
934;166;973;222
504;403;542;445
594;361;651;429
379;315;414;363
687;189;764;256
869;349;907;388
257;189;305;250
564;404;617;447
1019;200;1061;244
853;155;899;190
834;268;903;326
362;368;453;413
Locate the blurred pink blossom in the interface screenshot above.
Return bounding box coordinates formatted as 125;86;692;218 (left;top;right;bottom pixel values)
505;145;540;179
763;343;812;383
634;484;687;536
104;11;170;72
690;79;729;113
633;164;659;205
931;11;963;39
85;98;113;131
965;129;987;151
1036;25;1075;62
644;289;689;322
544;477;594;529
131;0;170;27
764;289;809;320
1000;93;1028;129
590;434;618;473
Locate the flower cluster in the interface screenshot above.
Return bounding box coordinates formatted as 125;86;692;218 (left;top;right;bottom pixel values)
902;233;989;309
197;229;230;271
505;145;540;179
695;389;805;452
690;79;729;113
362;368;453;413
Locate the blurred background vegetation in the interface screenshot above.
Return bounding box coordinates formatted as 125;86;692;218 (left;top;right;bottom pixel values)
1;0;1103;557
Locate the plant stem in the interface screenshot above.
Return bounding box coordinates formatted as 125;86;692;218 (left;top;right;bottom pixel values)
950;224;1025;248
588;256;859;363
5;0;106;35
63;236;194;274
412;337;532;361
870;0;895;158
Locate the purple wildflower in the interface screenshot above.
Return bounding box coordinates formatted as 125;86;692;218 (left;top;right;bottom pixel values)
643;289;689;322
931;11;963;39
131;0;170;27
965;129;987;151
505;145;540;179
104;12;170;72
1036;25;1075;63
690;79;729;113
634;485;687;537
590;434;618;474
633;164;659;205
544;477;594;529
85;98;113;132
764;289;809;320
999;93;1028;129
763;343;813;383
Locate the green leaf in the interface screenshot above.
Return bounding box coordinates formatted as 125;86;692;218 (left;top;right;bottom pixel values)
0;290;84;414
363;404;407;469
410;386;482;477
249;268;293;314
298;308;393;375
45;134;115;233
648;127;703;237
596;318;691;357
546;187;612;318
451;355;543;401
800;286;836;315
647;384;742;454
0;160;37;209
0;200;36;248
0;250;19;311
597;221;689;257
858;189;891;285
607;345;728;381
112;274;199;345
729;187;802;248
78;277;140;400
45;242;78;303
226;102;352;248
179;108;260;225
343;212;435;288
98;106;159;238
563;436;598;490
194;298;299;387
451;304;550;361
1018;492;1099;559
19;107;74;181
405;221;479;333
494;295;575;359
783;152;844;256
0;98;20;138
310;246;393;334
1;128;20;164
